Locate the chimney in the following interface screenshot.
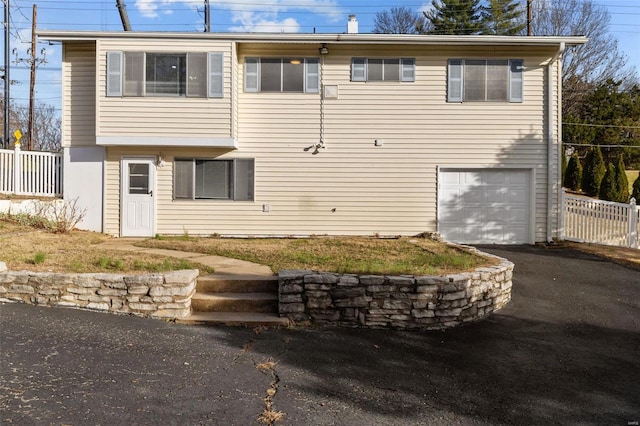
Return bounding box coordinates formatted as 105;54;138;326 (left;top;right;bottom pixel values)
347;14;358;34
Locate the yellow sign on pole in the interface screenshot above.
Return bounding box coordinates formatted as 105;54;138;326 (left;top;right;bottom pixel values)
13;130;22;141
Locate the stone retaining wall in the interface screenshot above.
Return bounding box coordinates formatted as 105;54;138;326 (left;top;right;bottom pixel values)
0;262;198;319
278;250;513;330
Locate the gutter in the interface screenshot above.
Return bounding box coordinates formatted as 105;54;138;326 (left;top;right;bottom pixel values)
36;30;588;47
547;42;565;243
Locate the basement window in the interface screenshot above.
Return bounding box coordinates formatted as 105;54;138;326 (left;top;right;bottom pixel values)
174;158;254;201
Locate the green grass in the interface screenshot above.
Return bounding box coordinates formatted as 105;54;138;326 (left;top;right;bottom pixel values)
138;236;495;276
626;170;639;194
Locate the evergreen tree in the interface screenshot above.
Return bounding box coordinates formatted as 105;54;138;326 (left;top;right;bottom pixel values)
581;146;606;196
563;153;582;191
631;174;640;201
482;0;526;35
599;162;617;201
425;0;486;35
561;149;568;181
614;155;629;202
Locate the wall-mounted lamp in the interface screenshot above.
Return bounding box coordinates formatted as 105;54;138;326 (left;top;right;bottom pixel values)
157;153;165;167
319;44;329;55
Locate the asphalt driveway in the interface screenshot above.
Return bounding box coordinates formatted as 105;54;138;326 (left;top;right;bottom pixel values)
1;245;639;425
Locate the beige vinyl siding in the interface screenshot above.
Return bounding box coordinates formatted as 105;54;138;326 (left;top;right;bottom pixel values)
95;39;233;138
102;43;560;241
63;42;96;147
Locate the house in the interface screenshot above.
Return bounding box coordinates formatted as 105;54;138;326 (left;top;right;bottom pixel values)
38;23;586;244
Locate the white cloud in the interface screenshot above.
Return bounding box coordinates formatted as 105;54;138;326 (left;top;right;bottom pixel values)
135;0;201;19
229;17;300;33
135;0;343;32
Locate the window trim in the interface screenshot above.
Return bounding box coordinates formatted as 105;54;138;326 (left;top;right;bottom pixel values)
106;51;225;99
351;58;415;82
244;57;320;93
447;58;524;103
173;158;255;201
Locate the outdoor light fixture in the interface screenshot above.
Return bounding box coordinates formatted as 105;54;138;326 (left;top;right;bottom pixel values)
319;44;329;55
289;59;302;65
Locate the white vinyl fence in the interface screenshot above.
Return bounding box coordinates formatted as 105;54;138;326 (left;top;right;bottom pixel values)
0;146;63;197
563;192;640;248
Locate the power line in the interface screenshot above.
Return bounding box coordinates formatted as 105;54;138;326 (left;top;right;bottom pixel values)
564;122;640;129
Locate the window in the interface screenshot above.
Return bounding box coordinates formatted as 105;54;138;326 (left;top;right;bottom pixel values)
447;59;523;103
174;158;254;201
244;58;319;93
351;58;415;82
106;51;224;98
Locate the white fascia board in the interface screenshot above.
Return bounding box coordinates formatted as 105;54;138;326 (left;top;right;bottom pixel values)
96;136;238;149
37;30;588;48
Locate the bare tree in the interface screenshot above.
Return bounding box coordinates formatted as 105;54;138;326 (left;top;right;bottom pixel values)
0;96;61;152
532;0;637;87
373;7;431;34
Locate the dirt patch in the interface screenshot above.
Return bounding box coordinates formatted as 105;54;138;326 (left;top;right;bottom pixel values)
563;241;640;271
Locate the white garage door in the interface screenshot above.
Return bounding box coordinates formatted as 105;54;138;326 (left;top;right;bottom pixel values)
438;169;531;244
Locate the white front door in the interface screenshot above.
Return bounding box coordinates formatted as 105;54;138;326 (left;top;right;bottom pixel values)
121;158;155;237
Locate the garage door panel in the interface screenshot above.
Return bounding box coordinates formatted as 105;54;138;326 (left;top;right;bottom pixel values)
439;169;531;244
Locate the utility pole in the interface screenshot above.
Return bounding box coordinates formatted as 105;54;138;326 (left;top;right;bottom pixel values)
14;4;45;151
527;0;533;36
3;0;10;149
116;0;132;31
204;0;210;32
27;4;36;150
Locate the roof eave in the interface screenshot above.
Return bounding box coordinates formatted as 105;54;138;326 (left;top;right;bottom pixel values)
36;30;588;47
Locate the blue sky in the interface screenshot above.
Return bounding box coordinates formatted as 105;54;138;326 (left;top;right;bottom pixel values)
3;0;639;115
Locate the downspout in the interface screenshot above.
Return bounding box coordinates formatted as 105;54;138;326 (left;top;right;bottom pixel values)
547;42;565;243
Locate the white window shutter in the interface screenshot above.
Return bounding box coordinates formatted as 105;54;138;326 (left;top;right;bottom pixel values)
208;52;224;98
448;59;463;102
305;59;320;93
509;59;524;103
351;58;366;81
244;58;259;92
106;51;123;97
401;58;415;82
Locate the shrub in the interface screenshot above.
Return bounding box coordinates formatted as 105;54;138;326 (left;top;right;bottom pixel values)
563;153;582;191
614;156;629;202
599;163;617;201
582;146;606;196
632;174;640;201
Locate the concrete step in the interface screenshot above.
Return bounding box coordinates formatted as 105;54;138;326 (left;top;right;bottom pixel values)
177;312;290;327
191;292;278;313
197;274;278;294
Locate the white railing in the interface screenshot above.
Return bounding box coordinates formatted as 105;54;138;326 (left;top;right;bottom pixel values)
562;192;639;248
0;146;63;197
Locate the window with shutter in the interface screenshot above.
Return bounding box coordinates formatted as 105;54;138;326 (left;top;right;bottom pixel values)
108;51;223;98
448;59;523;103
350;58;414;82
244;58;320;93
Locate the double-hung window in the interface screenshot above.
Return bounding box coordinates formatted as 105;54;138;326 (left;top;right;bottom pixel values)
244;58;319;93
351;58;415;82
447;59;523;102
174;158;254;201
106;51;224;98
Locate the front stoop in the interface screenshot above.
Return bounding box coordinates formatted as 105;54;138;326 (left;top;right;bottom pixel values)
178;275;289;327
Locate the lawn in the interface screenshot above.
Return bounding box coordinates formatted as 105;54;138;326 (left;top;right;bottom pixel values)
138;235;497;276
1;215;496;276
0;219;212;274
626;170;639;194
